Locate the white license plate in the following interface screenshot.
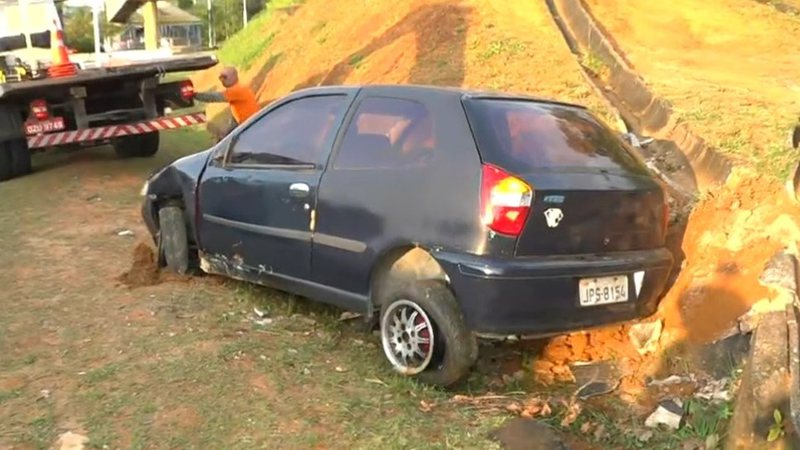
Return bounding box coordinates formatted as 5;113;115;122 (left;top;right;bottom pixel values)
25;117;65;135
579;275;629;306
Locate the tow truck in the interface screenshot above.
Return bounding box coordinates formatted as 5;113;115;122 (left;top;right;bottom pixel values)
0;0;217;182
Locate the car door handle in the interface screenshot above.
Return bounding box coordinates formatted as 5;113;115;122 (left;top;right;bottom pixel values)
289;182;310;198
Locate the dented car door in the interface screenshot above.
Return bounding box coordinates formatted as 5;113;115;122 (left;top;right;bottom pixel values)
196;93;351;281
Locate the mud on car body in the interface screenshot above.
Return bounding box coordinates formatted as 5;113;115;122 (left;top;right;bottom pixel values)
141;84;673;387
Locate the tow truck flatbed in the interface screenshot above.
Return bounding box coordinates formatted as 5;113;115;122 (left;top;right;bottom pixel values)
0;54;217;99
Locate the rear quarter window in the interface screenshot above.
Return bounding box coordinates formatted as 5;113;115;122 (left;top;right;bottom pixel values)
334;96;436;170
463;99;647;174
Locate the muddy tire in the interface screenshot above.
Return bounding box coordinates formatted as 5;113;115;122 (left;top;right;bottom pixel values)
378;280;478;387
114;132;160;158
158;206;189;274
8;139;31;177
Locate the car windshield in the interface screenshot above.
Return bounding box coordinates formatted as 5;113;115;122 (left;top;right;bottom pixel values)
463;99;647;174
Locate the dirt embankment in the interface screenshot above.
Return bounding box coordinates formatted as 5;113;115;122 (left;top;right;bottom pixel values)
582;0;800;175
194;0;617;133
193;0;800;393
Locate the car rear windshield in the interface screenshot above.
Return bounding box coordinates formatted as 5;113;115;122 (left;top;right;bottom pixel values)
463;98;646;174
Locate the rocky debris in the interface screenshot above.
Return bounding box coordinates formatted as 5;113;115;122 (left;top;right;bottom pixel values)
116;229;135;237
570;360;620;399
36;389;51;401
695;378;731;403
251;307;273;327
759;250;797;292
338;311;361;321
645;399;684;430
491;418;571;450
501;370;527;386
629;320;663;355
648;375;694;387
57;431;89;450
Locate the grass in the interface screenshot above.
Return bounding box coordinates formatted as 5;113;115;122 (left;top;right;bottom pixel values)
564;397;734;449
348;54;366;68
478;39;527;60
0;129;749;449
83;363;121;385
581;51;610;80
216;0;303;69
0;130;504;448
0;389;22;404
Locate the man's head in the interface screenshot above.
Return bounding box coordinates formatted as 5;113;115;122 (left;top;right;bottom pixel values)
218;67;239;88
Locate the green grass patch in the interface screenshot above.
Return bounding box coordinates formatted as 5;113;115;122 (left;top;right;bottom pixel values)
563;397;734;449
0;388;22;404
83;363;121;385
19;413;57;450
348;54;366;68
580;51;609;79
479;39;527;60
216;0;303;70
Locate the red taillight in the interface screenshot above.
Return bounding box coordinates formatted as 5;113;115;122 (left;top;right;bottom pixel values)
180;81;195;101
30;99;49;121
480;164;533;236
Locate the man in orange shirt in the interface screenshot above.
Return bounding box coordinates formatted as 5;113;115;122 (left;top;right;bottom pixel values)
195;66;259;139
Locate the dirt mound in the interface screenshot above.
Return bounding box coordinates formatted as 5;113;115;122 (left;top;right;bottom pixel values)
195;0;617;132
659;169;800;344
118;242;188;288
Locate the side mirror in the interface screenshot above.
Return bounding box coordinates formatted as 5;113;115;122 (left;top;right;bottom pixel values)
621;132;654;149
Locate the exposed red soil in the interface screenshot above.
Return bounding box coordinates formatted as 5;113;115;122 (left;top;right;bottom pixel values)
117;242;189;288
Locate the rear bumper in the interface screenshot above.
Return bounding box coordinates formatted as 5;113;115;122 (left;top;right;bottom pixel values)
433;248;674;335
26;112;206;149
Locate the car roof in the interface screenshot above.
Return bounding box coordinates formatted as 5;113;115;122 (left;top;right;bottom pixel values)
290;84;587;110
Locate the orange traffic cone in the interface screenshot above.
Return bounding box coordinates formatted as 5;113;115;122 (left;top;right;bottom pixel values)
47;27;77;78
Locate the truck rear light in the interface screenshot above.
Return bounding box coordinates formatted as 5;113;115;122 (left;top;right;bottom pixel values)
30;99;49;121
480;164;533;236
180;81;195;101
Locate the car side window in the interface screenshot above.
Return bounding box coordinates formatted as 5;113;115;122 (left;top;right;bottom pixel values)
227;95;347;167
334;97;436;170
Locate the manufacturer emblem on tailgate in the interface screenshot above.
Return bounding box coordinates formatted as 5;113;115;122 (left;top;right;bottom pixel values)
544;208;564;228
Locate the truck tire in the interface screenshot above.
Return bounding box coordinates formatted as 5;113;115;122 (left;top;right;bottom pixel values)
158;205;189;274
0;143;12;181
114;132;160;158
8;139;31;177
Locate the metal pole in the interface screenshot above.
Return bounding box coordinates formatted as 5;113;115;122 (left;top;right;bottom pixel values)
92;0;101;59
207;0;213;47
242;0;248;27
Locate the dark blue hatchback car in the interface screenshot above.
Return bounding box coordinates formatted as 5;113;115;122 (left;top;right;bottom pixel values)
141;85;673;386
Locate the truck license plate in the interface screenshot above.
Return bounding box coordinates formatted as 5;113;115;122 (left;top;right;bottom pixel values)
25;117;65;135
579;276;628;306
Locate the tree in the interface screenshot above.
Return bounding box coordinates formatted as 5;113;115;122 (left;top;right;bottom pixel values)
188;0;267;46
62;7;124;53
63;7;94;53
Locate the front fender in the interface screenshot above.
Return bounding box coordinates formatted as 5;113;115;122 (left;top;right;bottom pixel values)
143;148;213;242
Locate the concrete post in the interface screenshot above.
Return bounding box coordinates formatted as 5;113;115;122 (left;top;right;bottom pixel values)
142;0;159;51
